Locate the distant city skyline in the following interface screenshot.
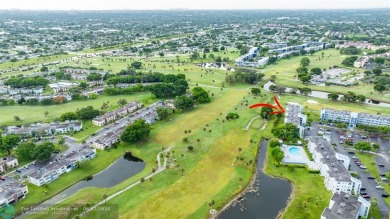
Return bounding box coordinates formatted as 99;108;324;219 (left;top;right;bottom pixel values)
0;0;389;10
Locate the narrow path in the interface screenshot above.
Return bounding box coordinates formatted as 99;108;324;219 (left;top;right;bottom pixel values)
78;145;172;217
244;116;260;130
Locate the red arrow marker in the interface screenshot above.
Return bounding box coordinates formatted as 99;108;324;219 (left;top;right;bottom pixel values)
249;96;285;115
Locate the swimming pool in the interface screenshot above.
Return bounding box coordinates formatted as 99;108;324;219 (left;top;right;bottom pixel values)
288;147;300;156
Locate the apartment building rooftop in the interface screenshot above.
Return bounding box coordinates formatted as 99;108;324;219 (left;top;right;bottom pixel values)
322;192;362;219
311;136;352;182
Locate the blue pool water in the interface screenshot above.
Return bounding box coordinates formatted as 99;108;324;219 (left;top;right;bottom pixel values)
288;147;300;156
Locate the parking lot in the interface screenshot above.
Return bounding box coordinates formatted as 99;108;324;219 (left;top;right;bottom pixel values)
308;123;390;218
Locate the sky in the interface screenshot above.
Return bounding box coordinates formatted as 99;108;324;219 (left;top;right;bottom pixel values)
0;0;389;10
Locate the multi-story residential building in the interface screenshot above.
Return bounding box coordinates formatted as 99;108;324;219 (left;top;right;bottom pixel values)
0;86;44;95
0;157;18;173
92;102;142;126
321;191;370;219
354;56;369;68
92;132;121;150
284;102;307;138
263;43;288;49
2;121;82;138
28;148;96;186
48;81;78;93
320;108;390;128
0;181;28;206
308;136;362;195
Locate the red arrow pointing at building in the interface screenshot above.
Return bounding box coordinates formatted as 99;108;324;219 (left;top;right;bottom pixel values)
249;96;285;115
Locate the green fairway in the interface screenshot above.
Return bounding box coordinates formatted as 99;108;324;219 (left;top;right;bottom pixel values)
261;48;390;102
0;93;151;125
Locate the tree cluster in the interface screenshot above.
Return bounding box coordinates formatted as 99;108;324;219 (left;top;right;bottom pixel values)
120;119;151;143
16;142;55;161
4;76;50;88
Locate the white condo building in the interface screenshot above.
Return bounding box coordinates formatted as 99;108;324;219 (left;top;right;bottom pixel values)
321;192;370;219
321;108;390;128
284;102;307;138
308;136;362;195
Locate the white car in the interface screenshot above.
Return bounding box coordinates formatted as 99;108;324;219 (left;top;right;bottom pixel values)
376;186;384;189
360;165;367;169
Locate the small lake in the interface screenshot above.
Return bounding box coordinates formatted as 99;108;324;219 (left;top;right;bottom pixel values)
218;140;292;219
18;152;145;219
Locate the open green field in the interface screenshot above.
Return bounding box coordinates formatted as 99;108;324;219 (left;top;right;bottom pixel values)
261;48;390;102
56;54;236;88
0;93;151;125
0;54;74;70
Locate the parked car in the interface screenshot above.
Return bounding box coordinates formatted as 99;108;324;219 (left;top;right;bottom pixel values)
360;165;367;169
380;174;386;177
368;176;375;179
360;192;368;195
347;134;353;138
382;193;389;198
0;176;5;181
352;156;357;159
362;195;371;199
16;169;22;173
378;164;385;167
376;186;384;190
361;135;367;139
381;177;388;182
348;151;356;154
360;187;366;191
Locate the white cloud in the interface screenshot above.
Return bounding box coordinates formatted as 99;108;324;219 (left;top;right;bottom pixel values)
0;0;389;10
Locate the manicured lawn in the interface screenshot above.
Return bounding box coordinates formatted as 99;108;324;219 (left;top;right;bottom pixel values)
261;48;390;102
0;54;74;70
70;120;103;141
0;93;151;125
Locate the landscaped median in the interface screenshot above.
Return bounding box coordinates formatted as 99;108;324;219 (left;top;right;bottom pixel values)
355;152;390;207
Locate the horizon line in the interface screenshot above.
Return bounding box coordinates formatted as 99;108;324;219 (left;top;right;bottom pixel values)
1;7;389;11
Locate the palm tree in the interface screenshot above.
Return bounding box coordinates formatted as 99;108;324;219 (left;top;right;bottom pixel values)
238;147;242;153
181;153;184;160
180;168;185;176
209;129;212;136
184;130;188;135
140;177;145;188
103;194;108;203
203;128;207;137
152;167;156;175
171;150;175;158
197;138;201;148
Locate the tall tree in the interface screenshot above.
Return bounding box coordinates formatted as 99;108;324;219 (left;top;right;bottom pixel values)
120;119;151;143
1;134;21;155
